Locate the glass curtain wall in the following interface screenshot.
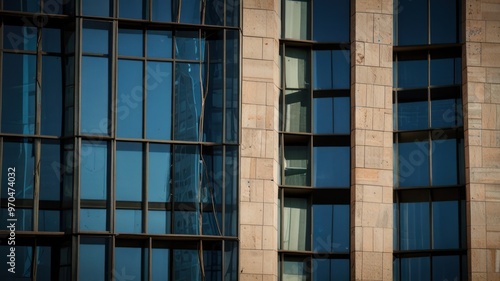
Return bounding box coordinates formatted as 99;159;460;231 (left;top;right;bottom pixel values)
279;0;350;280
393;0;466;280
0;0;240;280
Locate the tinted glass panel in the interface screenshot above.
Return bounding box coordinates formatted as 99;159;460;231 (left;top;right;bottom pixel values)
116;142;142;201
226;0;239;26
225;147;238;236
430;0;457;44
400;202;430;250
398;100;428;130
283;197;309;251
147;30;173;58
285;90;310;133
1;140;34;199
397;59;428;88
313;204;332;252
433;201;459;249
173;145;199;203
433;255;460;281
205;0;224;25
333;204;350;252
119;0;147;19
42;56;63;136
148;210;170;234
80;209;107;231
152;248;169;281
286;48;310;89
116;210;142;233
3;25;37;51
397;0;427;46
1;53;36;134
80;141;108;200
174;63;202;141
174;210;199;234
314;97;334;134
115;247;145;280
398;140;430;187
314;51;332;89
401;257;430;281
225;30;239;143
2;0;39;12
332;259;349;281
79;239;106;281
81;56;109;135
42;28;61;53
146;61;172;139
36;246;52;280
118;29;143;57
148;144;171;202
284;145;310;186
82;0;111;16
283;257;308;280
314;146;350;187
117;59;143;138
284;0;309;40
313;0;349;42
82;21;110;54
431;98;458;128
175;32;202;60
332;50;350;89
430;58;457;86
173;249;200;280
39;210;60;231
0;246;32;280
1;208;32;230
152;0;173;21
40;140;61;200
179;0;201;24
432;139;458;186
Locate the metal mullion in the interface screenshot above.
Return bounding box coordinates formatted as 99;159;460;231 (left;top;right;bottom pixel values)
221;146;226;236
73;137;81;233
170;143;175;234
0;138;2;201
36;27;42;136
110;140;116;233
148;237;152;281
222;29;226;144
109;235;115;281
75;17;82;138
143;142;148;234
171;32;176;140
32;242;38;280
143;29;147;139
429;189;433;252
0;22;3;134
33;138;41;231
427;0;431;45
111;20;117;139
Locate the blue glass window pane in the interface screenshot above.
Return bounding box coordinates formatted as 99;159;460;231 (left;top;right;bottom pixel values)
431;0;457;44
397;0;427;46
42;28;61;53
81;56;109;135
431;99;457;128
40;140;61;200
400;202;430;250
398;140;430;187
283;258;308;280
224;241;238;281
148;210;170;234
42;56;63;136
174;211;199;234
146;61;172;139
82;21;110;54
147;30;172;58
313;51;332;89
36;246;52;281
80;209;107;231
3;25;37;51
394;258;400;281
313;0;349;42
334;97;350;134
117;59;143;138
116;210;142;233
433;201;459;249
313;259;331;280
205;0;224;25
173;249;200;279
225;147;238;236
333;205;350;252
332;50;350;89
179;0;201;24
80;141;108;200
398;59;428;88
0;246;32;280
314;98;334;134
398;101;428;130
79;239;106;281
152;0;173;22
430;58;455;86
314;146;350;187
313;204;332;252
225;30;239;143
455;58;462;84
116;142;142;201
1;140;35;200
283;197;310;251
118;29;143;57
119;0;147;19
82;0;110;16
226;0;239;26
401;257;430;281
433;255;460;281
115;247;144;280
39;210;60;231
148;144;171;202
152;249;169;281
174;63;202;141
176;32;203;60
203;247;222;281
332;259;349;281
284;145;310;186
432;139;458;186
1;53;36;134
3;0;39;12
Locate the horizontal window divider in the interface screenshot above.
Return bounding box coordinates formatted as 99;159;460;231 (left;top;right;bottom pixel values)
393;249;467;257
393;44;462;54
0;133;63;139
281;39;350;49
313;89;350;97
0;230;67;237
394;128;463;138
0;199;34;208
112;233;238;241
0;11;71;20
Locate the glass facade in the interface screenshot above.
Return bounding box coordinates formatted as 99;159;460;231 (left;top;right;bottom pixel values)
279;0;350;280
0;0;239;280
393;0;466;280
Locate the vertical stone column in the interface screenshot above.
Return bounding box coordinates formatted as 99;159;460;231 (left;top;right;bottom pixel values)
464;1;500;279
239;0;280;280
351;0;393;280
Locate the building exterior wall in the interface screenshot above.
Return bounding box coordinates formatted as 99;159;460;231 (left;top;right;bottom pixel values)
464;0;500;279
